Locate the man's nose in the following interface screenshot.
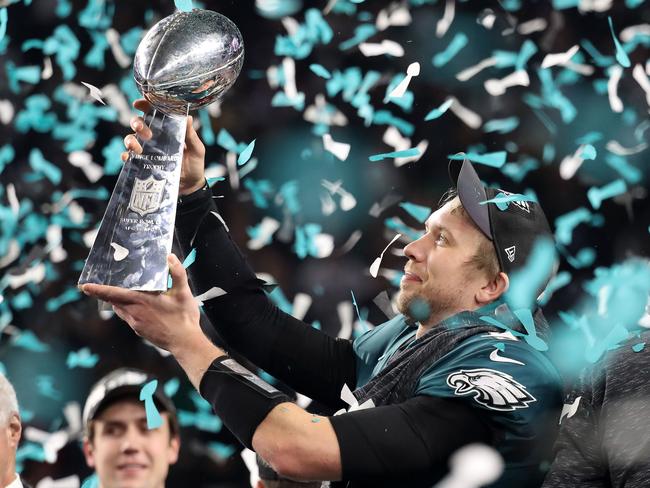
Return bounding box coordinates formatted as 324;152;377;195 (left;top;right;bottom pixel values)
403;238;424;261
121;426;143;453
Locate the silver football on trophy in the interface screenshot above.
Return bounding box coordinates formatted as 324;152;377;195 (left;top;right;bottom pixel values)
133;9;244;116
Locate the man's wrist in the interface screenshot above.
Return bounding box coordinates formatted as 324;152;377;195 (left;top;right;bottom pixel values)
172;332;225;389
179;178;208;197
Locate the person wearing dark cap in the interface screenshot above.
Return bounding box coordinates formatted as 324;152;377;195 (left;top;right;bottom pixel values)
82;368;180;488
83;102;562;487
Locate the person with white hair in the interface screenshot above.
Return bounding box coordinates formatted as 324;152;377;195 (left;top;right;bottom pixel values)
0;374;26;488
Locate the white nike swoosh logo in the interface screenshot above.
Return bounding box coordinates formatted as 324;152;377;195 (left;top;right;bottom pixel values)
489;349;525;365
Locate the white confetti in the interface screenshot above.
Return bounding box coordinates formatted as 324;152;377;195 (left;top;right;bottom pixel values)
106;28;131;68
226;151;239;191
382;126;428;167
620;24;650;42
304;94;348;127
210;210;230;232
607;65;624;113
359;40;404;57
578;0;613;12
101;84;132;127
435;444;504;488
632;64;650;106
110;242;129;261
46;224;66;263
376;4;411;31
456;57;497;82
322;179;357;211
436;0;455;38
247;216;280;250
81;81;106;105
36;475;80;488
8;263;46;289
387;62;420;100
339;230;363;254
0;240;19;268
292;293;312;320
559;145;588;180
322;133;351;161
370;233;402;278
194;286;227;306
541;45;580;69
24;427;69;463
489;349;525;365
311;233;335;258
320;191;336;216
448;97;482;129
559;396;582;424
41;57;53;80
605;140;647;155
517;18;547;35
337;301;353;339
485;330;519;341
0;99;13;124
484;70;530;96
68;150;103;183
6;183;19;215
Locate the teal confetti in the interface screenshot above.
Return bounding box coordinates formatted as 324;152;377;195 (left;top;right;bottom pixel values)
164;378;180;397
36;375;62;400
84;31;109;69
56;0;71;17
182;248;197;269
483;117;520;134
513;308;548;352
576;131;602;145
369;148;419;161
6;62;41;94
11;290;32;310
607;17;631;68
66;347;99;369
579;144;597;160
267;287;292;314
207;176;225;187
175;0;193;11
432;33;468;68
81;473;99;488
604;154;641;184
447;151;507;168
237;139;256;166
0;9;7;44
179;409;223;432
46;288;81;311
102;137;125;175
350;290;364;325
555;207;593;245
495;342;505;352
424;99;453;121
633;342;645;352
309;63;332;79
514;40;538;72
198;109;215;146
585;324;629;363
408;298;430;322
207;441;236;459
399;202;431;223
480;192;537;211
581;40;614;68
565;247;596;269
384;217;422;242
29;149;61;185
339;23;376;50
587;179;626;210
12;330;50;352
506;237;557;311
140;380;163;430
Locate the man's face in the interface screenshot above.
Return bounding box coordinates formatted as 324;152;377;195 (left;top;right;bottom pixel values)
83;399;179;488
397;197;491;325
0;413;21;486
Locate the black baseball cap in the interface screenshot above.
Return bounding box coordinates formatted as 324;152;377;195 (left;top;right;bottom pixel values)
83;368;178;435
449;157;555;292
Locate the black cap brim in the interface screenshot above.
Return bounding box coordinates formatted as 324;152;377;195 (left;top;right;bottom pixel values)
448;157;493;240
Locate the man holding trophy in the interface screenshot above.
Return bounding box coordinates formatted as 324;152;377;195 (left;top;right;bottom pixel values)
82;7;562;488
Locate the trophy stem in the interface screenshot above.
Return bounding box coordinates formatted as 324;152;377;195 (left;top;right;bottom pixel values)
79;108;188;294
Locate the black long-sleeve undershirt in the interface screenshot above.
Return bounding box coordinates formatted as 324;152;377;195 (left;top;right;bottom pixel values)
175;187;357;410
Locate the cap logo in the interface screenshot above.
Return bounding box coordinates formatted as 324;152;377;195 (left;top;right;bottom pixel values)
498;190;531;213
505;246;516;262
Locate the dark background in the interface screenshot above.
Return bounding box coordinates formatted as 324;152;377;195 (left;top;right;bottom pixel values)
0;0;648;486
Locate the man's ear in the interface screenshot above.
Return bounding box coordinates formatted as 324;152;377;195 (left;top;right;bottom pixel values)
7;413;21;448
476;271;509;305
167;435;180;465
83;438;96;468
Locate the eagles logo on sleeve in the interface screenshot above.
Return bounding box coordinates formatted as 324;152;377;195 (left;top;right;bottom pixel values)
446;368;536;411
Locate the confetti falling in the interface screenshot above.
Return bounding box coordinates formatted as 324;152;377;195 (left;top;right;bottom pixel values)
0;1;648;485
